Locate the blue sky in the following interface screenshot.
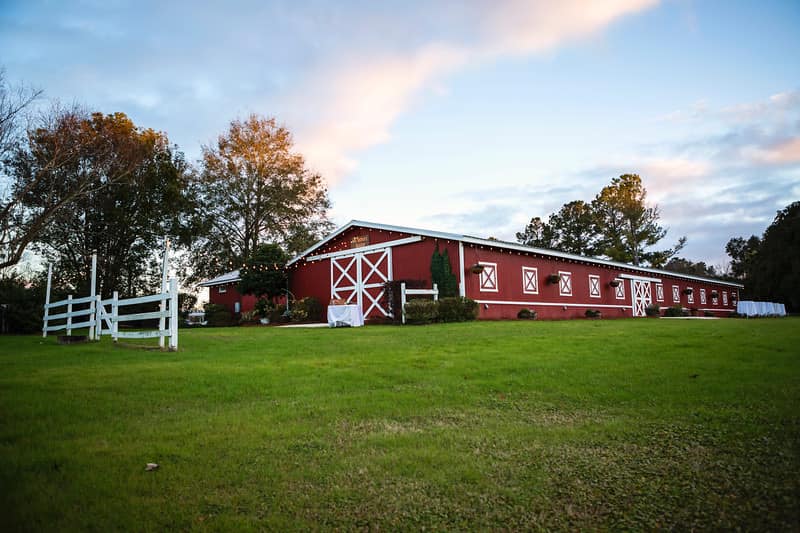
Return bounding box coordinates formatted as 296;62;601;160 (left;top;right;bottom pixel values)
2;0;799;267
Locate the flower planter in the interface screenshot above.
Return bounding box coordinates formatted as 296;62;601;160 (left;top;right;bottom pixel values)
609;280;620;288
470;264;485;274
546;274;560;285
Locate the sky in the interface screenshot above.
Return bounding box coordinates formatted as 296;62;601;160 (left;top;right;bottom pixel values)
2;0;799;267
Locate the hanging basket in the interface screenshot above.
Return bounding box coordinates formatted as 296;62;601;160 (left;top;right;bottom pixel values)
470;264;485;274
546;273;560;285
609;280;621;288
710;290;719;298
683;288;694;295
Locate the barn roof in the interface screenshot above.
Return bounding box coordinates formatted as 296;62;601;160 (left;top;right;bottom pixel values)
197;269;241;287
289;220;744;288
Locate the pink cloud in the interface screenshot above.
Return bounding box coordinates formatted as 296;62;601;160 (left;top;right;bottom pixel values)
292;0;660;184
747;137;800;165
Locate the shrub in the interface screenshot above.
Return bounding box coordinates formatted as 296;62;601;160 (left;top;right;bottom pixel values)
517;308;537;320
585;309;602;318
0;275;45;334
254;297;274;318
383;279;427;323
705;311;716;317
292;297;323;322
239;310;259;325
204;303;235;327
438;297;479;322
645;304;661;317
404;299;438;324
664;305;686;317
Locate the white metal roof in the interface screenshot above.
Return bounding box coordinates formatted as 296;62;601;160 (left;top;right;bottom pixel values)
288;220;744;288
197;269;241;287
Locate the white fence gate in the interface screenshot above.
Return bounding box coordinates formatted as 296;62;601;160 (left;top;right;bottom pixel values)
400;282;438;324
41;241;179;351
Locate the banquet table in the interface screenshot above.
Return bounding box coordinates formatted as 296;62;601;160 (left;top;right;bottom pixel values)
327;304;364;327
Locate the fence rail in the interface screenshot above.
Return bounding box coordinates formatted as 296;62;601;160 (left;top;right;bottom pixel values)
42;278;179;351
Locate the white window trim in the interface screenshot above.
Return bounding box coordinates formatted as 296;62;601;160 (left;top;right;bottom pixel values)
687;288;694;304
478;262;498;293
559;271;573;296
700;288;707;304
722;291;728;305
522;266;539;295
655;284;664;302
588;274;601;298
672;285;680;303
614;279;625;300
218;285;227;294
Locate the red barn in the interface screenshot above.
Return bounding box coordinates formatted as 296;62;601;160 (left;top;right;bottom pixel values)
286;220;743;321
197;270;258;314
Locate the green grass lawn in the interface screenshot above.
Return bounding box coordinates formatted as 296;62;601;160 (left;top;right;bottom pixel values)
1;319;798;531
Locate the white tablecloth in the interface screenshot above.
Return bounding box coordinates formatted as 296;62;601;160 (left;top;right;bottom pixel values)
327;304;364;327
737;300;787;317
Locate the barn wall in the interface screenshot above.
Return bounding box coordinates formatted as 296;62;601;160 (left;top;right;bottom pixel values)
207;284;257;314
460;244;739;319
288;224;740;321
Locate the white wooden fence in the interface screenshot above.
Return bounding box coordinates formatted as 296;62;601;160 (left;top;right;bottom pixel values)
41;243;179;351
400;282;438;324
43;278;179;350
42;294;98;337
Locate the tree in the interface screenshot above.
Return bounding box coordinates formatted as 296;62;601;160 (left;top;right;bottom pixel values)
238;243;289;299
193;115;333;279
729;202;800;310
591;174;685;266
12;112;196;296
516;216;556;248
663;257;717;277
725;235;761;283
547;200;601;256
430;243;458;297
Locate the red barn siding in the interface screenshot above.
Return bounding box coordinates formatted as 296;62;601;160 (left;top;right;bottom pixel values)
284;222;742;322
207;284;257;314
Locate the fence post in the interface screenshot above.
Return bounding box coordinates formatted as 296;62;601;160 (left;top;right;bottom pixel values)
400;282;407;325
169;278;178;351
95;294;102;340
433;283;439;302
42;264;52;338
66;295;73;336
89;253;96;341
112;291;119;343
159;238;170;349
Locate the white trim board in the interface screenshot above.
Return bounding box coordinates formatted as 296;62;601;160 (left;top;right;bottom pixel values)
475;299;632;309
306;236;421;262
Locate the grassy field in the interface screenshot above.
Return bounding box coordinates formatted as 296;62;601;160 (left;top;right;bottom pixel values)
0;319;798;531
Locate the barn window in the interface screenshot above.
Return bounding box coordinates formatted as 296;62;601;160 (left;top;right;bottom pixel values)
522;267;538;294
559;271;572;296
218;285;227;294
614;279;625;299
712;291;719;305
655;284;664;302
687;288;694;304
589;275;601;298
722;291;728;306
731;290;738;303
672;285;680;303
479;262;498;292
700;288;707;304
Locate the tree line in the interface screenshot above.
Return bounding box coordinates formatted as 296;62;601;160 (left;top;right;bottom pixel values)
1;70;332;302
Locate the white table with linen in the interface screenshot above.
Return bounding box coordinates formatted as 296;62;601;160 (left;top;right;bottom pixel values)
327;304;364;327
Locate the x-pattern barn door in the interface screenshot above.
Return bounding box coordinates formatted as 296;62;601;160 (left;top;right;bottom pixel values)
330;248;393;318
631;279;652;317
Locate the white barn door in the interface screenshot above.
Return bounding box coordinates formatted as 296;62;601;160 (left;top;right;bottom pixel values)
330;248;392;319
631;279;652;317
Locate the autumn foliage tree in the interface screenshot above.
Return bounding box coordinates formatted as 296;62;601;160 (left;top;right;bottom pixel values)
10;111;196;295
192;115;333;279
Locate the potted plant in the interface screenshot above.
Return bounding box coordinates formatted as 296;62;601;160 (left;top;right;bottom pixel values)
683;287;694;295
609;279;620;288
470;264;485;274
585;309;602;319
710;290;719;298
546;273;560;285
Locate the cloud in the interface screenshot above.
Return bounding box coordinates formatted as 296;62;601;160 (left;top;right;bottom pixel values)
745;137;800;165
294;0;659;183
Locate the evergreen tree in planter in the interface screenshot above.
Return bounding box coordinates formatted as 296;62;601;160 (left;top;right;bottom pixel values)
430;244;458;297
